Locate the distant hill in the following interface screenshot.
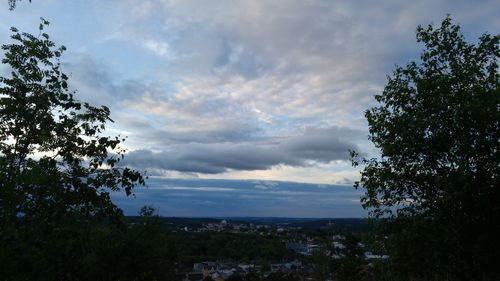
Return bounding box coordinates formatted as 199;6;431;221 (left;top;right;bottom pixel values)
126;216;371;232
287;218;371;231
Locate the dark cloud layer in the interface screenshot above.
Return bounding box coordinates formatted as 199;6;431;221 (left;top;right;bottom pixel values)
111;178;366;217
122;126;361;174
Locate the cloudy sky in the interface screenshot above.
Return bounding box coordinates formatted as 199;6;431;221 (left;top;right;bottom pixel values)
1;0;498;217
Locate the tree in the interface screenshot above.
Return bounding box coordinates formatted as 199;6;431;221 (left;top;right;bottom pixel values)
109;206;177;281
245;271;262;281
0;19;145;280
227;273;244;281
352;16;499;280
312;249;332;281
264;272;286;281
7;0;30;10
335;233;365;281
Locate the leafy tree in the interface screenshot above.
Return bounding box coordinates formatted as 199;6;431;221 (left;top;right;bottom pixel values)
261;260;271;272
108;206;177;281
245;271;262;281
312;249;332;281
0;20;145;279
264;272;286;281
352;16;499;280
227;273;244;281
7;0;30;10
335;233;365;281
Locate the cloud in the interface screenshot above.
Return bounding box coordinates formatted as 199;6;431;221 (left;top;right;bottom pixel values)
152;186;236;192
334;178;354;185
2;0;498;217
253;180;279;190
143;39;175;58
3;0;496;183
121;126;360;174
111;178;367;217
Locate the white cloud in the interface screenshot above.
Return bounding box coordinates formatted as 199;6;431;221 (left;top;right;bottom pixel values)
4;0;497;183
143;39;175;58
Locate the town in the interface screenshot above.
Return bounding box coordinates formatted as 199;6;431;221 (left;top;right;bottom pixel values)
146;218;388;281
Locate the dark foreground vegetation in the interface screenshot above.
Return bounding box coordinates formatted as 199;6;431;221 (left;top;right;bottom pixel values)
351;16;499;281
0;9;498;281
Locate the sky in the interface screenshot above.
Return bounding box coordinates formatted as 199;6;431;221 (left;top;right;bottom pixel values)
1;0;499;217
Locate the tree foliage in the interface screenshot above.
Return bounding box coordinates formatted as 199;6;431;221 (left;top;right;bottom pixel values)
335;233;365;281
0;18;144;230
353;16;499;280
7;0;30;10
0;20;148;280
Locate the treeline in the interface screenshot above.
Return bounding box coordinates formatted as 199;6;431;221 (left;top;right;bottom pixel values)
174;232;294;265
0;207;177;280
1;208;295;280
0;21;157;280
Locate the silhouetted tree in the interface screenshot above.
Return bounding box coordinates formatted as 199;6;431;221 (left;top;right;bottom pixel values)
265;272;286;281
261;260;271;272
352;16;499;280
108;206;177;280
0;19;145;280
335;233;365;281
227;273;244;281
7;0;30;10
312;249;332;280
245;271;262;281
